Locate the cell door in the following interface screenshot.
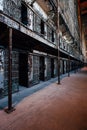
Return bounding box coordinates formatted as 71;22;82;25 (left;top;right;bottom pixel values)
47;57;51;80
63;60;65;74
19;53;28;87
33;55;39;84
51;58;54;78
39;56;45;81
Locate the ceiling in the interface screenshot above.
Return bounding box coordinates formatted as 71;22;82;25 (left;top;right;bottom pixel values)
79;0;87;44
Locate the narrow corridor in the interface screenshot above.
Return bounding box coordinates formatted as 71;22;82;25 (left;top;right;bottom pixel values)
0;67;87;130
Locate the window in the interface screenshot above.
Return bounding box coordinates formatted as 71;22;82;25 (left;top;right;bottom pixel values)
21;3;28;25
41;20;44;35
52;30;54;42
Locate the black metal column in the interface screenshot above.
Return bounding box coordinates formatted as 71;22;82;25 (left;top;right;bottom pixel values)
57;0;60;84
5;28;15;113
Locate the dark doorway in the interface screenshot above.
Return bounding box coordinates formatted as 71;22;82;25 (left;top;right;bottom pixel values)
66;60;68;73
63;60;65;74
19;53;28;87
41;20;44;34
52;30;54;42
39;56;45;81
21;3;28;25
51;58;54;78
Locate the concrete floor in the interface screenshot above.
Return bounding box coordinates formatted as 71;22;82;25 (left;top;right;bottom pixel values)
0;67;87;130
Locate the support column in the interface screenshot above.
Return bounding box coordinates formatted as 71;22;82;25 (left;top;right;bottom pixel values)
68;55;70;77
5;28;15;113
57;0;60;84
58;46;60;84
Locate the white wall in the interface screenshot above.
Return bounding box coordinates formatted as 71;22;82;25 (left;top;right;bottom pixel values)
33;2;47;20
0;0;3;11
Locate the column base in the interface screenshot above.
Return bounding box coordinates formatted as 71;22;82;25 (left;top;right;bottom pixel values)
4;107;15;114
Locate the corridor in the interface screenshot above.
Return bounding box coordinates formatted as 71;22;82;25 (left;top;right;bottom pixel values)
0;67;87;130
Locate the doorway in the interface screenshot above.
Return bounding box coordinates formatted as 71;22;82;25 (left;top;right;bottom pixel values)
19;53;28;87
39;56;45;81
21;3;28;25
41;20;44;35
63;60;65;74
51;58;54;78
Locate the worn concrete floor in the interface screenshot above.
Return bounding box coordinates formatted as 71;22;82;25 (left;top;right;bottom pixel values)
0;67;87;130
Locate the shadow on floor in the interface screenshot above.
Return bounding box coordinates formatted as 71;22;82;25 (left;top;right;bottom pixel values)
0;69;81;110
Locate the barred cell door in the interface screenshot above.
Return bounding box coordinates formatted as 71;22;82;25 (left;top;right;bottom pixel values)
63;60;65;74
47;57;51;80
39;56;45;81
51;58;54;78
33;55;39;84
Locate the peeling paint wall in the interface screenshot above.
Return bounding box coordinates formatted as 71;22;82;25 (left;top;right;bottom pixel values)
23;0;33;5
0;0;3;11
27;9;34;30
4;50;19;95
3;0;21;21
28;54;33;85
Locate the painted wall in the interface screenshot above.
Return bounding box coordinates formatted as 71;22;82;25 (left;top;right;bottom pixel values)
0;0;3;11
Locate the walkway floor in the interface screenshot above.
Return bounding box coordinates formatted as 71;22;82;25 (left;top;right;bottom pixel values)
0;67;87;130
